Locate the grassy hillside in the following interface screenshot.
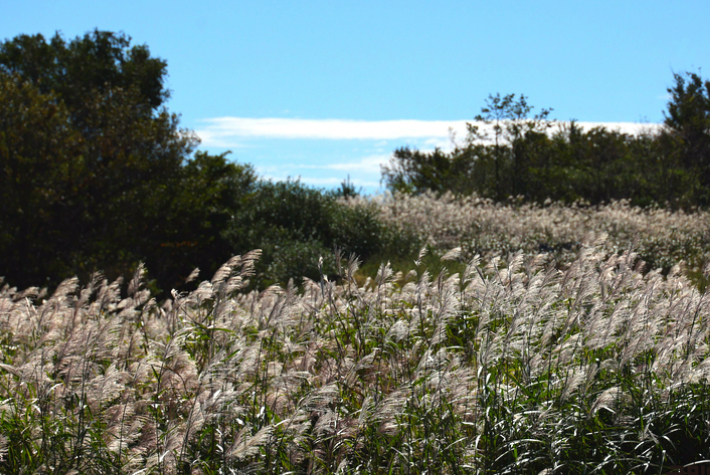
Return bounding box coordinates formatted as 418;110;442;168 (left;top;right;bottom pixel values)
347;192;710;288
1;198;709;473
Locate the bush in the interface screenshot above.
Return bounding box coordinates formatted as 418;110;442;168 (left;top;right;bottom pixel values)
223;180;420;288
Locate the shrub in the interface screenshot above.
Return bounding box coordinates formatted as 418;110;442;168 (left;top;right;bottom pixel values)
223;180;420;288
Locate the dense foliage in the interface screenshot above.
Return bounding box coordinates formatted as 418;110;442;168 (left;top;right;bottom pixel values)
383;78;710;209
221;179;417;288
0;31;409;296
0;30;198;291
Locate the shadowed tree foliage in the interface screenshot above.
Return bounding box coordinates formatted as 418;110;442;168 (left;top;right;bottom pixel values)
0;30;414;295
0;30;168;114
0;31;239;293
0;73;84;286
382;146;480;195
222;179;416;288
148;151;257;292
383;94;557;201
662;71;710;205
471;93;554;200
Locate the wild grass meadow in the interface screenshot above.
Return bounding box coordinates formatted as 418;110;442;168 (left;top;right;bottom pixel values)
1;195;710;474
4;28;710;475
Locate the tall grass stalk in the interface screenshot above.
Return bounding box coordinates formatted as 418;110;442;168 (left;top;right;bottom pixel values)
0;237;708;473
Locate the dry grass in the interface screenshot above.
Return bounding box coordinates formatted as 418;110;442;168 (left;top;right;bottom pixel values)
346;191;710;274
1;233;709;473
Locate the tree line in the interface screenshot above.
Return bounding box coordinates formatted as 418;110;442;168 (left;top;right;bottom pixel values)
0;30;412;295
383;75;710;209
2;29;708;296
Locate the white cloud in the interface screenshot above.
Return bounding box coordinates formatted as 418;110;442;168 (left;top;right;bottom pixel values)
423;136;455;152
196;117;470;145
258;154;390;175
320;154;390;174
195;117;661;148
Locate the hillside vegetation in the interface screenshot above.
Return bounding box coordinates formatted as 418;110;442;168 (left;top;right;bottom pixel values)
345;192;710;284
2;30;710;474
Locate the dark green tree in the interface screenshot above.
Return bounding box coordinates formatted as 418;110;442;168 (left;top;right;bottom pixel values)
155;151;257;289
0;73;84;285
0;30;168;115
382;94;554;200
470;93;554;200
381;76;710;209
663;71;710;205
0;30;200;291
381;146;480;195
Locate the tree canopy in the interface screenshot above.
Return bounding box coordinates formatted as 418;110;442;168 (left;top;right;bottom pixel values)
0;31;204;291
663;71;710;204
0;30;169;113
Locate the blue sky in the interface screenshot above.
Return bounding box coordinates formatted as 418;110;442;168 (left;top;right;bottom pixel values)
3;1;709;192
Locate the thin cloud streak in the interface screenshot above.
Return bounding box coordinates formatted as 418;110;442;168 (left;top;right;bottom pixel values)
195;117;661;147
196;117;468;142
298;154;390;174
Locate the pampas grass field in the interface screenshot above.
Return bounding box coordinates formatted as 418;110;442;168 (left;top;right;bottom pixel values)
1;194;710;474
